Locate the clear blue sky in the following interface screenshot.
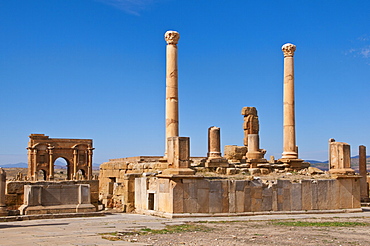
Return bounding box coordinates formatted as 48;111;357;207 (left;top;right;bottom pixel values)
1;0;370;165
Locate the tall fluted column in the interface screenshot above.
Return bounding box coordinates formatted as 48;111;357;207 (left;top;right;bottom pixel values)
281;43;298;159
164;30;180;156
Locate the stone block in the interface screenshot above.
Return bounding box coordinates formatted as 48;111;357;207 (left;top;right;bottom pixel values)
244;186;251;212
209;181;222;213
290;183;302;211
262;186;273;211
317;180;329;210
171;180;183;213
352;178;361;208
224;145;247;161
228;180;236;213
301;180;312;210
6;182;26;194
226;168;237;175
197;188;209;213
339;178;353;209
221;180;229;213
311;182;318;210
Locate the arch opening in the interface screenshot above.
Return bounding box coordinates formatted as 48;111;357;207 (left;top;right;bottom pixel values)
54;157;69;180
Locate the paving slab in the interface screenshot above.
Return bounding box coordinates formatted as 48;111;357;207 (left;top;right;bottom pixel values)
0;209;369;245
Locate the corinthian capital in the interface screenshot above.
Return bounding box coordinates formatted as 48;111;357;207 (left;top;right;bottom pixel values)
165;31;180;45
282;43;296;57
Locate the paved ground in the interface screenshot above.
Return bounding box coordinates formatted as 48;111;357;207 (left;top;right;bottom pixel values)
0;209;370;246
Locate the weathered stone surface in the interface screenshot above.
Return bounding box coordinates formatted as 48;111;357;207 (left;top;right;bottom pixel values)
27;134;93;180
307;167;324;175
224;145;247;161
281;43;298;161
19;184;95;215
329;141;355;175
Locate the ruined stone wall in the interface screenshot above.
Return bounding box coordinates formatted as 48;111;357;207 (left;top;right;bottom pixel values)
135;177;361;217
5;180;99;211
98;156;167;211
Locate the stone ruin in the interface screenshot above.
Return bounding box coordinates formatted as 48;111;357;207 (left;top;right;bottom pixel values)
98;31;369;217
1;30;368;218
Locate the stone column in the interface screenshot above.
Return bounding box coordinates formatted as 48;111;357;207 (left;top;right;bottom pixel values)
164;30;180;156
48;145;54;180
208;126;221;158
359;145;369;201
73;149;78;180
205;127;228;168
87;146;94;180
0;168;7;216
281;43;298;160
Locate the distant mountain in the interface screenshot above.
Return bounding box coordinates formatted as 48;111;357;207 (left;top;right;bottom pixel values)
0;162;28;168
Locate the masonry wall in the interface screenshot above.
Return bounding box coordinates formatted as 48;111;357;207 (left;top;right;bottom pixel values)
135;177;361;216
5;180;99;211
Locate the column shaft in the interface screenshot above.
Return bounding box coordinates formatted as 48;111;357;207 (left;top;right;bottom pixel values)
164;31;180;156
359;145;369;200
282;43;298;159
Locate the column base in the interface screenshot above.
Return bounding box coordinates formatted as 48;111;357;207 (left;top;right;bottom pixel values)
204;157;229;168
281;151;298;159
278;158;304;169
162;168;195;175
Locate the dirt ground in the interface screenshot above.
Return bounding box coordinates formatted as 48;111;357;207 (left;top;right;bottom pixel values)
103;217;370;246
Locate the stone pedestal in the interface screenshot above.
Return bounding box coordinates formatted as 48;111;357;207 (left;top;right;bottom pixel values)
164;31;180;156
205;126;228;168
224;145;247;163
162;137;195;175
245;134;267;168
0;168;7;216
359;145;369;201
329;141;355;175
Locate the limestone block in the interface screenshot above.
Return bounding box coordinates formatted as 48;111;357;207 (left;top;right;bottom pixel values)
352;178;361;208
339;178;353;208
250;180;262;212
301;180;313;210
226;168;237;175
317;180;329;210
282;187;291;211
244;186;251;212
171;180;183;213
235;180;245;212
228;180;236;213
249;168;261;175
290;183;302;211
311;181;319;210
209;181;222;213
221;180;229;213
197;188;209;213
262;186;273;211
224;145;247;161
329;141;355;174
7;182;27;194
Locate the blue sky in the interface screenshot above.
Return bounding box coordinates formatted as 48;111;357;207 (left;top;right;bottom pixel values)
1;0;370;165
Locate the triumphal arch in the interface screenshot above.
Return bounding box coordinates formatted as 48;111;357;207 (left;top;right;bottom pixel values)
27;134;94;180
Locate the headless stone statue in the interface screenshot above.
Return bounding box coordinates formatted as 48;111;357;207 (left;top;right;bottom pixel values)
241;107;259;146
